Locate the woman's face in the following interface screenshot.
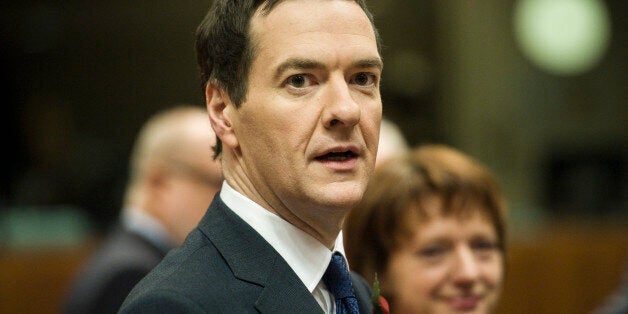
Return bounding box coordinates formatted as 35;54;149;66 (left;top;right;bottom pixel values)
383;199;504;314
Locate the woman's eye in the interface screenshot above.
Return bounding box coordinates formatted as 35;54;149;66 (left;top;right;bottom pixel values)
472;240;500;252
352;72;376;86
419;246;445;258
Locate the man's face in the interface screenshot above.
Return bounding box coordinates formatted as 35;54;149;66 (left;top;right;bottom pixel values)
228;0;382;221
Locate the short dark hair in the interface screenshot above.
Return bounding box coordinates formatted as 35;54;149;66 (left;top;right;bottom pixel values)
195;0;381;157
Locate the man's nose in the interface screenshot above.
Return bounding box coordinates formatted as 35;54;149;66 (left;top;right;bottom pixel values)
321;77;361;129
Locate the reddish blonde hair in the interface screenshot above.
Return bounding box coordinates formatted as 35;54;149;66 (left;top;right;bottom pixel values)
344;144;507;284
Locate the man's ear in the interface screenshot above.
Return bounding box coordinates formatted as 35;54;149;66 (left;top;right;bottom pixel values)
145;161;168;199
206;83;238;149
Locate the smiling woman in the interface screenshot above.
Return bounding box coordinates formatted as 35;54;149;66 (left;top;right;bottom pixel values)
344;144;508;314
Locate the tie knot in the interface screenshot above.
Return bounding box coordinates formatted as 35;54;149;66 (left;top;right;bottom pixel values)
323;252;355;300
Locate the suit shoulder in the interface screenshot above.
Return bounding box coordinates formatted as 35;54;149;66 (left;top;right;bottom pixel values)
120;229;263;312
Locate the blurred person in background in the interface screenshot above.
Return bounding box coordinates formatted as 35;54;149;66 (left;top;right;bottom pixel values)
375;117;409;168
63;104;222;314
344;144;508;314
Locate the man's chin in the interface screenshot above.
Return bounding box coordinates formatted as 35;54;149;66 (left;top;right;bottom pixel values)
315;183;365;209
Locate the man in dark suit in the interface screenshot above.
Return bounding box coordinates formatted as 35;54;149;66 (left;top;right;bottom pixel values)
63;105;222;314
120;0;383;312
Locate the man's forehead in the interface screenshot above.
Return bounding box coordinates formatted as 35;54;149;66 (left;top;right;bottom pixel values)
249;0;376;46
252;0;368;27
247;0;380;76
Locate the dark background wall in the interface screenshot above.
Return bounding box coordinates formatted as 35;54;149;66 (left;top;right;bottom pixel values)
1;0;626;233
2;1;210;229
2;0;627;234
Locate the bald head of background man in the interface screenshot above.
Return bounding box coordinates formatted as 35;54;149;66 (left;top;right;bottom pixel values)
376;118;409;168
123;104;223;245
64;104;222;314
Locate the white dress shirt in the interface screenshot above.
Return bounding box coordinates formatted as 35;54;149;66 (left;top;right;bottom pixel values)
220;181;348;314
121;207;174;254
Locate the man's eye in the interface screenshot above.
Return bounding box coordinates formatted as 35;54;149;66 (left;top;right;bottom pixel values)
352;72;375;86
287;74;308;88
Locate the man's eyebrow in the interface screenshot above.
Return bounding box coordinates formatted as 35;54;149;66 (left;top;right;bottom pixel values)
353;58;383;71
274;57;383;78
275;58;325;78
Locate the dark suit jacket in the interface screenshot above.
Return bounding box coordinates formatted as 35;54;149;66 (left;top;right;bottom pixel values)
119;195;373;313
63;225;168;314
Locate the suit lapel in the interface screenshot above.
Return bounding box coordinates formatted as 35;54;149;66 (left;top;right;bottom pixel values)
255;258;323;313
198;196;323;314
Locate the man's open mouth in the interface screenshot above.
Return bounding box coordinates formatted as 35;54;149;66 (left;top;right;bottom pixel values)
315;150;357;161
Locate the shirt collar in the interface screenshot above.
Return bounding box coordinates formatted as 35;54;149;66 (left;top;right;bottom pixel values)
121;206;174;253
220;181;347;292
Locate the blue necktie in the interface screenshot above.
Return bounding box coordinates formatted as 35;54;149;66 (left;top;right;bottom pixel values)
322;252;360;314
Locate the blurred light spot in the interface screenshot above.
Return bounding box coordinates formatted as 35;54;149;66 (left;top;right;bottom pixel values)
513;0;611;76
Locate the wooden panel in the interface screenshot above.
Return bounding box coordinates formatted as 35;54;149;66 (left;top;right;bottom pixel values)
495;222;628;314
0;223;626;314
0;243;96;314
